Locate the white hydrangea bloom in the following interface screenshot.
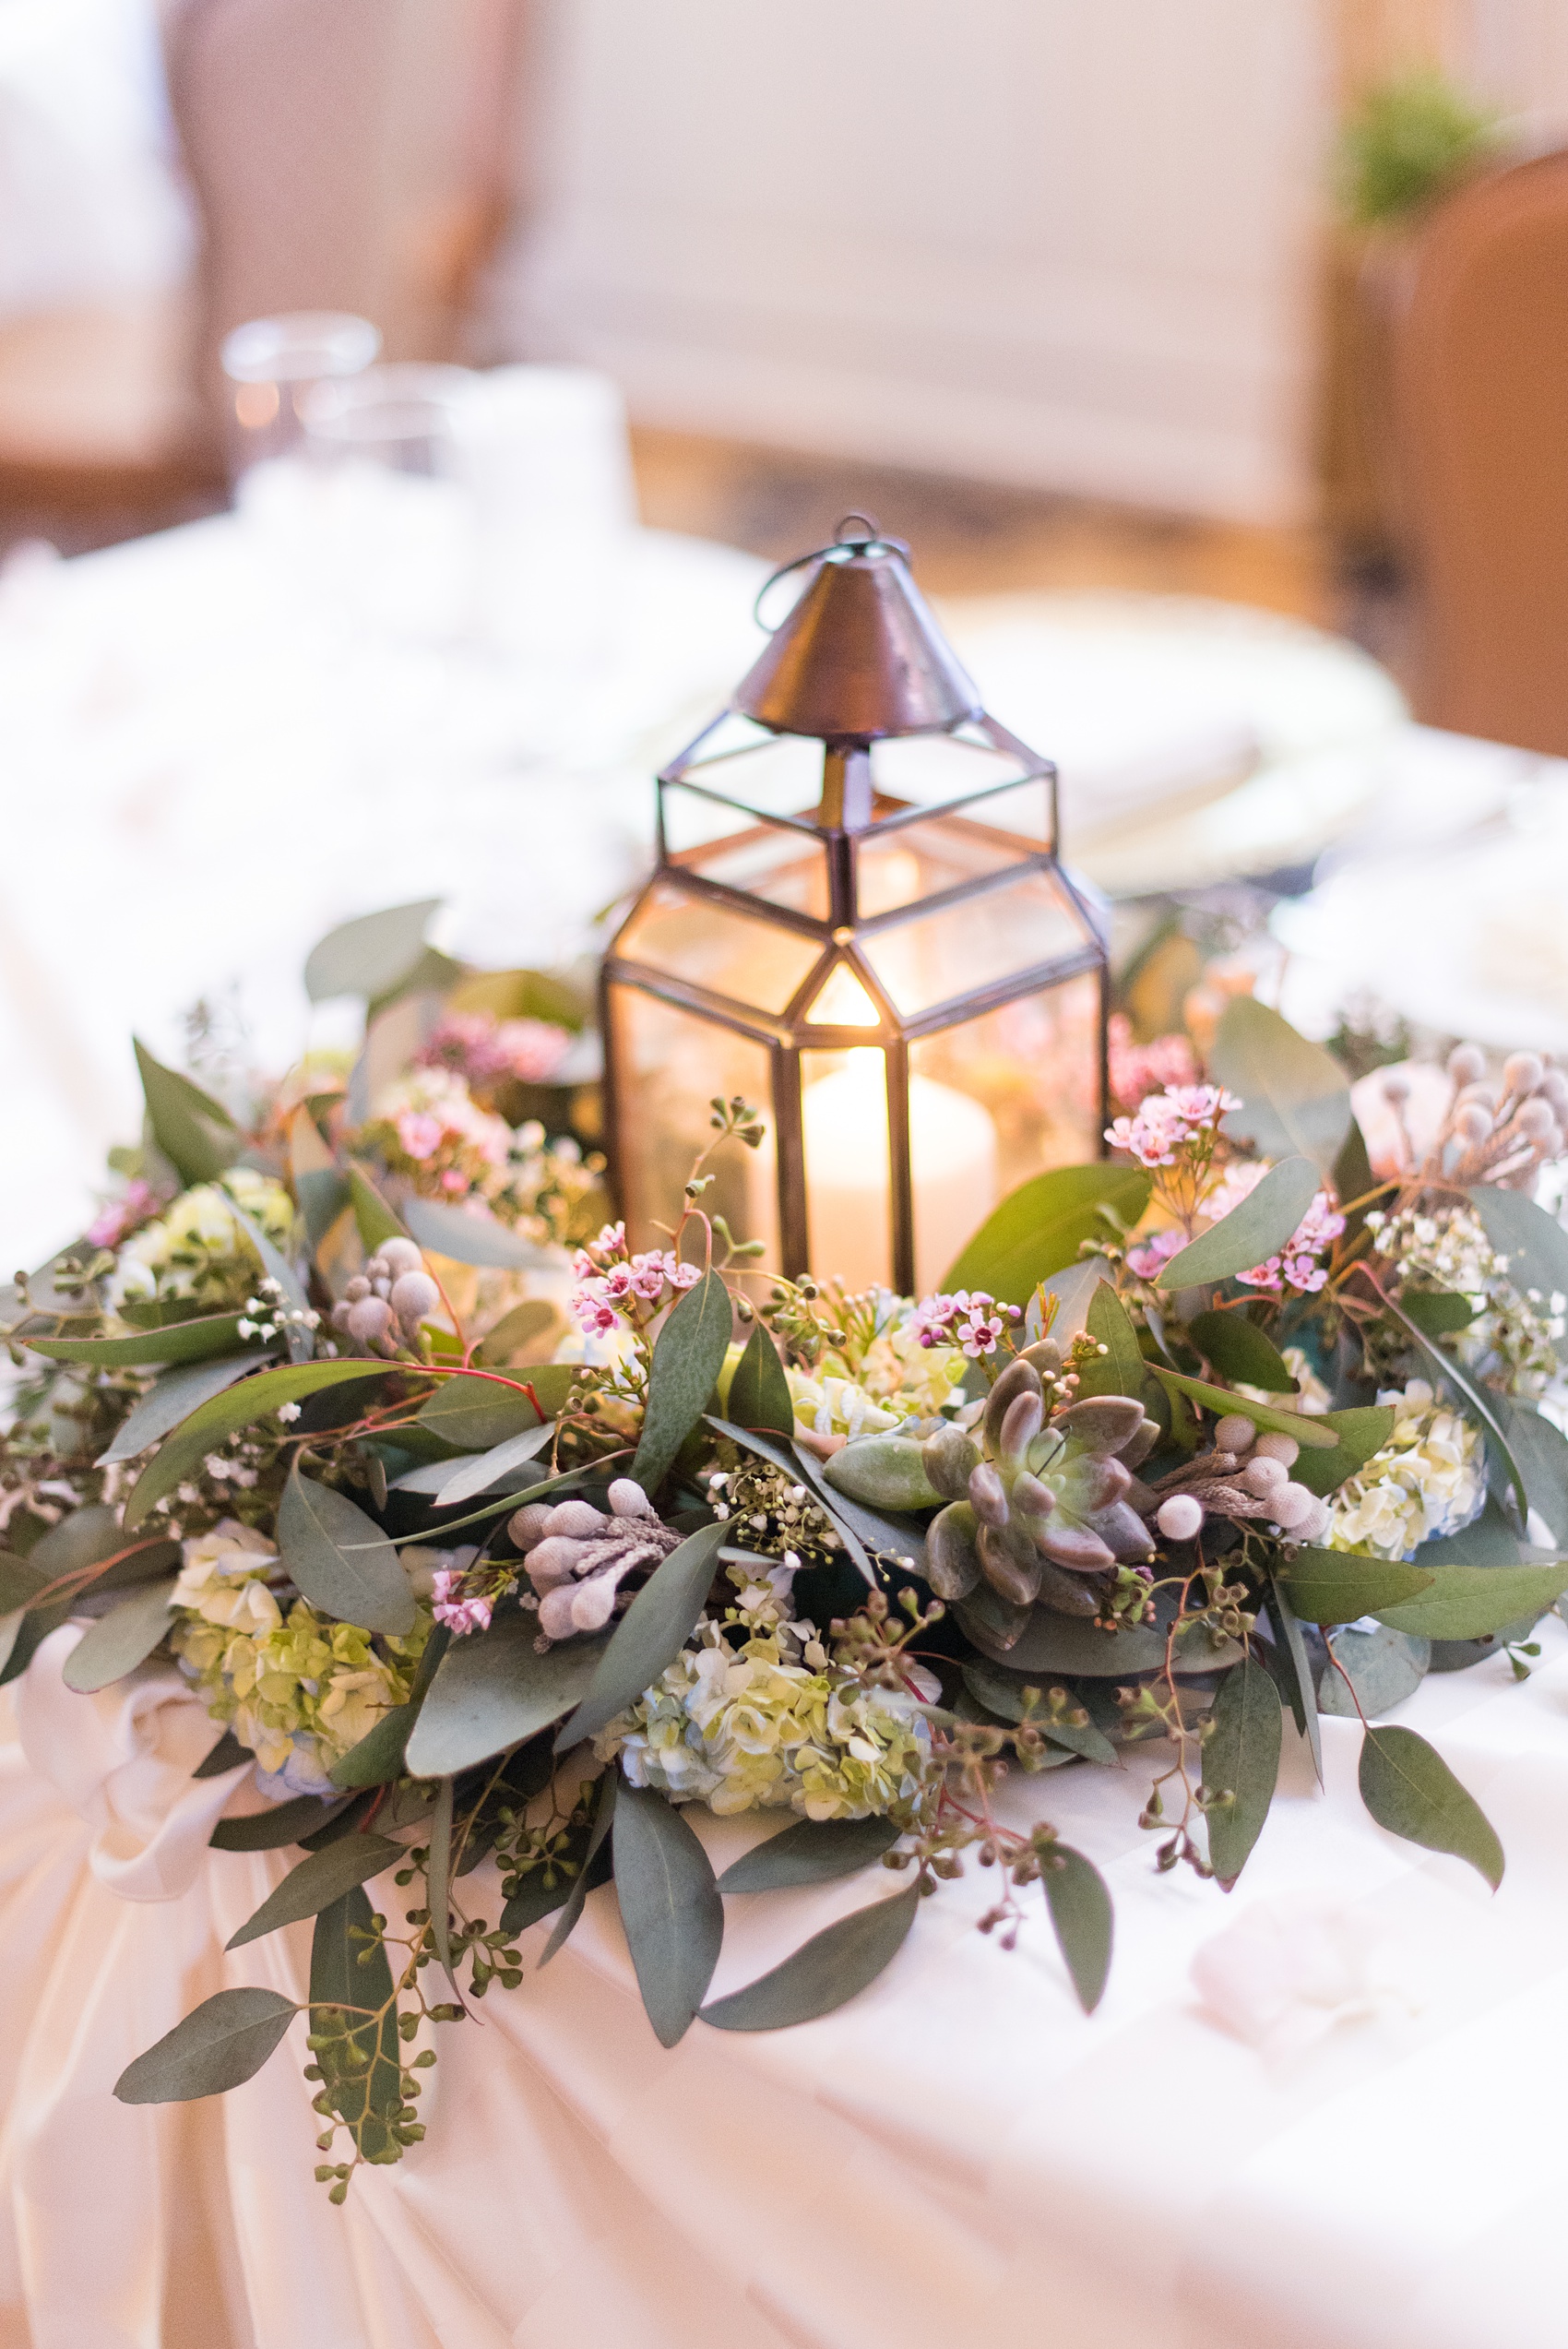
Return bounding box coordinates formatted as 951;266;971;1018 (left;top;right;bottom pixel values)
1324;1379;1485;1560
111;1169;295;1309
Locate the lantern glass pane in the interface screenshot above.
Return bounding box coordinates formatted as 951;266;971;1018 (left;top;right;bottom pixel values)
669;725;825;822
673;820;831;922
854;812;1039;921
861;867;1099;1019
613;876;823;1015
909;972;1103;1210
803;962;881;1026
799;1045;893;1294
871;731;1033;803
606;983;778;1266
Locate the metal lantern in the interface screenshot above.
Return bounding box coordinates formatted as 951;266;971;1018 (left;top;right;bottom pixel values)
602;517;1110;1297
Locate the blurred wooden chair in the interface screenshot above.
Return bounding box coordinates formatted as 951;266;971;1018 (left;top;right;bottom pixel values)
1392;148;1568;756
167;0;526;413
0;0;524;535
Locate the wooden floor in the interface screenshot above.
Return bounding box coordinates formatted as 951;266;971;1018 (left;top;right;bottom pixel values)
629;427;1335;626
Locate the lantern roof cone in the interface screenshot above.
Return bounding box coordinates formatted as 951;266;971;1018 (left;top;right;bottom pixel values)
733;516;982;743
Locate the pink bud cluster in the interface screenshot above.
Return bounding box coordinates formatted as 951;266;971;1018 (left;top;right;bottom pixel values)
1105;1084;1242;1170
85;1177;161;1250
416;1009;573;1091
1107;1014;1198;1114
913;1288;1022;1358
1235;1191;1346;1296
569;1220;701;1337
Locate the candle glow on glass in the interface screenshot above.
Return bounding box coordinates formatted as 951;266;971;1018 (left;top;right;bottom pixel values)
802;1047;999;1294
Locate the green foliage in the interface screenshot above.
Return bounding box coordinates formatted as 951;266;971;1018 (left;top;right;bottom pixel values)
405;1607;604;1777
717;1815;900;1893
942;1164;1150;1306
347;1165;407;1253
61;1577;177;1692
1187;1310;1297;1392
1383;1291;1530;1530
25;1314;257;1368
309;1886;405;2163
1336;71;1498;229
707;1418;882;1585
958;1660;1118;1761
1202;1658;1281;1885
1358;1724;1503;1888
97;1352;264;1465
277;1463;415;1637
228;1835;403;1950
1278;1546;1433;1625
1158;1156;1320;1290
416;1364;573;1451
210;1794;355;1851
1491;1395;1568;1549
124;1360;386;1527
1288;1406;1398;1497
1074;1282;1148;1401
1263;1582;1322;1782
631;1270;734;1495
329;1628;449;1789
1468;1187;1568;1361
1320;1624;1430;1718
727;1320;794;1437
1375;1559;1568;1641
540;1771;617;1964
115;1987;298;2104
555;1519;729;1753
701;1883;921;2032
303;900;443;1004
1041;1846;1113;2013
428;1423;555;1511
401;1197;553;1270
612;1783;724;2046
1399;1291;1477;1337
1148;1367;1337;1449
1209;998;1351;1177
133;1039;242;1186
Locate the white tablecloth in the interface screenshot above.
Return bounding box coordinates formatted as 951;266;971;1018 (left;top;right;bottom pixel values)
3;1616;1565;2349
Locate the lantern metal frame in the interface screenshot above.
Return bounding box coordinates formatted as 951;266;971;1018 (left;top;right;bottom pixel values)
601;703;1110;1297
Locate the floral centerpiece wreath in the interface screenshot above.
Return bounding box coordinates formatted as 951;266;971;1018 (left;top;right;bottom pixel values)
5;900;1567;2199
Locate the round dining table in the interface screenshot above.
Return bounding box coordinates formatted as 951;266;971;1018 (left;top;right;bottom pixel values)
1;494;1565;2349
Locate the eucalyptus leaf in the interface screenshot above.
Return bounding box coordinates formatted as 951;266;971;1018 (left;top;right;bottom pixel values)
348;1164;407;1253
1333;1115;1380;1243
539;1770;616;1964
556;1519;729;1752
415;1364;573;1451
310;1885;402;2161
432;1421;555;1508
428;1776;457;1991
133;1039;242;1186
226;1834;403;1950
1469;1186;1568;1358
400;1196;553;1270
1288;1405;1398;1496
276;1464;415;1636
1398;1290;1478;1337
224;1197;313;1361
1147;1366;1338;1449
61;1577;177;1693
1202;1657;1281;1884
612;1783;724;2045
1278;1547;1434;1625
1188;1310;1298;1393
1359;1723;1503;1888
631;1270;734;1495
298;1170;351;1255
1209;997;1351;1176
1263;1580;1322;1783
193;1727;253;1780
1074;1282;1147;1401
124;1360;389;1528
25;1314;256;1368
1319;1623;1430;1718
1158;1156;1320;1290
1491;1395;1568;1547
476;1298;559;1368
0;1554;46;1616
114;1987;298;2104
943;1163;1151;1306
97;1352;263;1465
1041;1845;1113;2011
700;1883;921;2032
210;1794;355;1851
717;1814;899;1893
303;899;442;1003
957;1601;1243;1677
1375;1559;1568;1640
25;1504;177;1596
727;1319;795;1437
405;1608;605;1777
959;1659;1119;1761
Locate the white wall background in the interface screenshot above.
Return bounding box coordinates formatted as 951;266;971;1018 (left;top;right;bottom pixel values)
498;0;1332;525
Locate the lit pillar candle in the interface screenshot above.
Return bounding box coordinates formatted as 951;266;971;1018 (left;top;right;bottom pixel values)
801;1048;999;1295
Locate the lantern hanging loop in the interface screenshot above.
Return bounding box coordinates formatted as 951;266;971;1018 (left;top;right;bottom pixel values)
751;512;910;632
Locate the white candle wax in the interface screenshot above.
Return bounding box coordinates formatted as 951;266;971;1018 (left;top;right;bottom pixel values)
802;1048;999;1294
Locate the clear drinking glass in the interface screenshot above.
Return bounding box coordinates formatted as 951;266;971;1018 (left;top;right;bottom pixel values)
299;364;476;638
220;312;382;477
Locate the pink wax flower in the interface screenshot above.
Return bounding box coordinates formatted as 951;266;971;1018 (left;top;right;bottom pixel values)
1108;1014;1198;1114
431;1568;493;1637
396;1110;445;1162
85;1178;160;1250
